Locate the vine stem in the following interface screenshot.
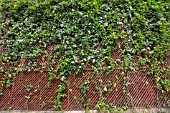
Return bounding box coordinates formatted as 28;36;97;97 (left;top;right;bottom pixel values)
126;73;134;109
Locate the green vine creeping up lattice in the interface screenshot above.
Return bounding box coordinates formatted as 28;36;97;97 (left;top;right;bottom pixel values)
54;83;66;112
95;86;109;112
0;0;170;112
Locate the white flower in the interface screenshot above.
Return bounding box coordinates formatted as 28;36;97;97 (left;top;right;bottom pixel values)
60;24;64;27
166;5;169;9
93;43;97;46
64;45;67;49
79;12;82;15
146;22;148;26
146;47;151;51
158;77;160;81
130;6;133;10
104;87;107;91
52;26;56;29
73;45;77;47
133;33;136;36
92;59;96;63
104;22;108;27
118;22;123;25
66;40;69;44
160;17;165;21
18;39;23;42
88;23;91;25
84;58;87;61
61;76;66;81
44;44;46;48
73;55;78;63
88;56;91;60
141;48;146;52
146;81;148;84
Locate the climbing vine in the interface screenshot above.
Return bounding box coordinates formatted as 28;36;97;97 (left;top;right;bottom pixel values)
0;0;170;111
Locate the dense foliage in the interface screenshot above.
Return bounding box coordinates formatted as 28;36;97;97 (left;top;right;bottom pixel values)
0;0;170;111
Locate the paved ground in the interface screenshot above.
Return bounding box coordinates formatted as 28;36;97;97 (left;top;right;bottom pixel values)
0;108;169;113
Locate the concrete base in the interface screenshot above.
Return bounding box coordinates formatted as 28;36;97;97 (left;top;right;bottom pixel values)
0;108;170;113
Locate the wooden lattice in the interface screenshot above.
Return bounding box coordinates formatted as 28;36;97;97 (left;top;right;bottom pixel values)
0;45;169;111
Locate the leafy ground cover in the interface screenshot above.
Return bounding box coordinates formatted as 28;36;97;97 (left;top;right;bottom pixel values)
0;0;170;112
